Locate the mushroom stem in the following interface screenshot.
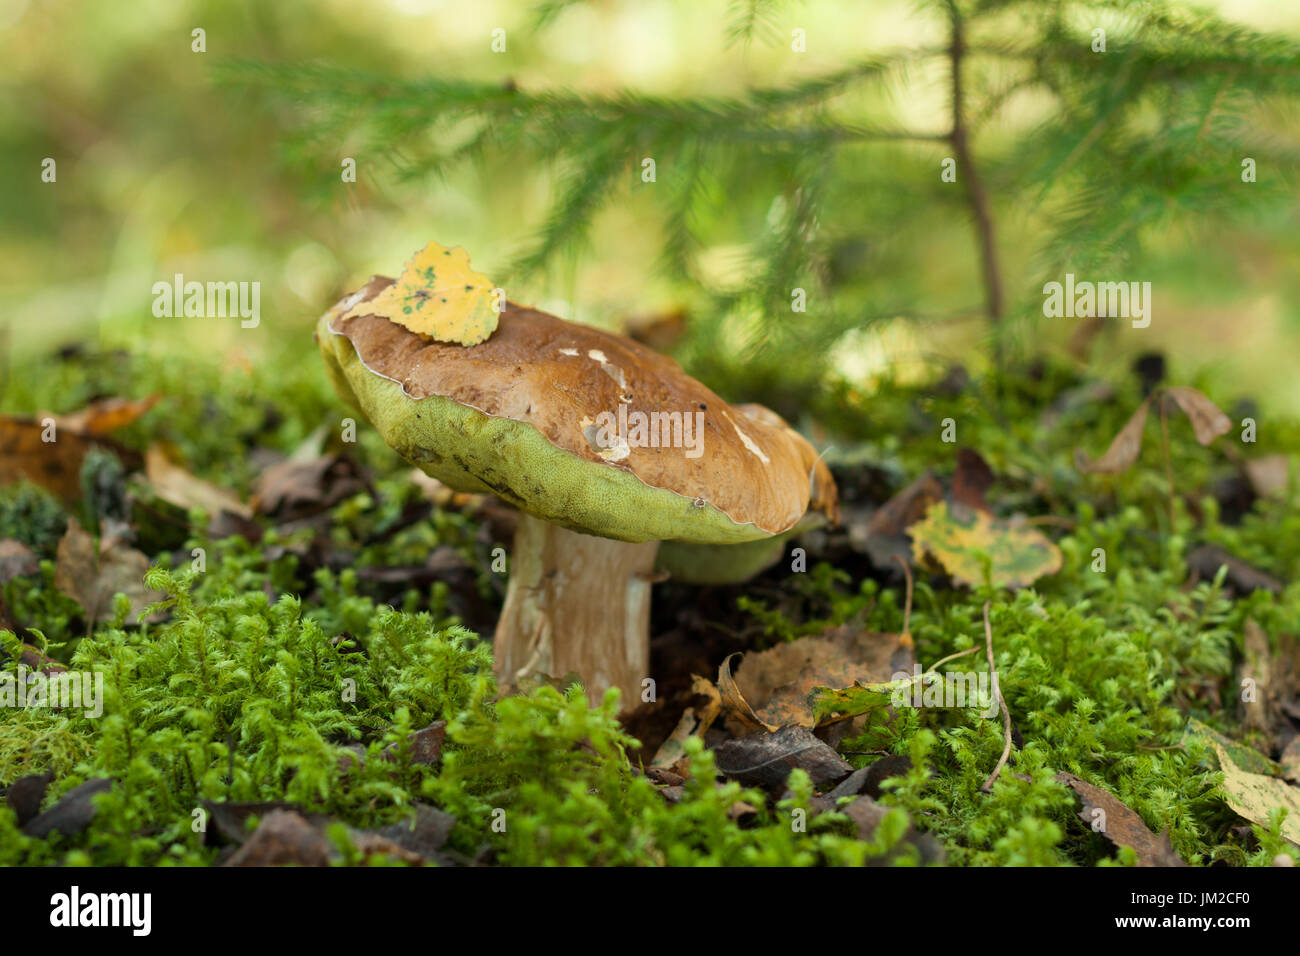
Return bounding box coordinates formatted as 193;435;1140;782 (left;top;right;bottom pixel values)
494;513;659;710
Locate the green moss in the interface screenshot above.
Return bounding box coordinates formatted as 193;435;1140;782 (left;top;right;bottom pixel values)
3;342;1299;866
0;483;66;555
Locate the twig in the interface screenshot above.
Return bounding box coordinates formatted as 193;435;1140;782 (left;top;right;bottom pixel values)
924;645;982;674
979;601;1013;793
1158;391;1176;528
893;555;914;647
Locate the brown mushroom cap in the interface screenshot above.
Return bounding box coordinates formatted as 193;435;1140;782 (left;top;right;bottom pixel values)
656;402;838;584
317;276;832;545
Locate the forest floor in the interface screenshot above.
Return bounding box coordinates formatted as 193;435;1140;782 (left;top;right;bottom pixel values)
2;339;1299;866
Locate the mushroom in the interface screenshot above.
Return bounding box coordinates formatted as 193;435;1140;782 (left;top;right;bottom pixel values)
654;403;839;585
316;276;837;708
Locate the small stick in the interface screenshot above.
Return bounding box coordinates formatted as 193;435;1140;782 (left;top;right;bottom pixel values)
979;601;1013;793
924;645;982;674
1158;392;1176;529
893;555;914;648
895;645;983;693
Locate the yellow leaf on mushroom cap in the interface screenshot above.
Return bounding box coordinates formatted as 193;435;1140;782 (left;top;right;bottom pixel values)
342;241;499;346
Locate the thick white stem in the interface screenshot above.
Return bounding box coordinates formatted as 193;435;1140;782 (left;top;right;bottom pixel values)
493;513;659;711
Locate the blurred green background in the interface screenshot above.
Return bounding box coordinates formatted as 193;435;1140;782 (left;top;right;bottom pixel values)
3;0;1300;412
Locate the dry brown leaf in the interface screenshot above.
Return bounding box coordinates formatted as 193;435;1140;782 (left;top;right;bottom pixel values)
648;675;723;772
1163;386;1232;447
717;625;912;731
52;395;161;436
253;454;367;521
53;519;165;624
1075;396;1151;474
0;415;139;503
1056;772;1188;866
146;444;251;518
0;539;39;583
716;653;778;732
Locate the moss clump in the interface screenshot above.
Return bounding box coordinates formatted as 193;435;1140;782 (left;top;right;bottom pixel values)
0;483;66;556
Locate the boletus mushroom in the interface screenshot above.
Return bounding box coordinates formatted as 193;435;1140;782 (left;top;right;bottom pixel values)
316;275;837;709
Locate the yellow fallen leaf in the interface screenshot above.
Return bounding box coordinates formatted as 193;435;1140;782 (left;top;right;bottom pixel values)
909;500;1062;589
342;241;499;346
1211;740;1300;845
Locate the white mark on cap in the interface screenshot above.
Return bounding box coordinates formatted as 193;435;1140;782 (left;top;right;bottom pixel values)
581;417;630;462
559;348;579;357
723;412;770;464
599;362;627;392
588;349;608;362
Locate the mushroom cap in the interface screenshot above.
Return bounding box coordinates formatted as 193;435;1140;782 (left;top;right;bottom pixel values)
317;276;833;545
655;402;838;584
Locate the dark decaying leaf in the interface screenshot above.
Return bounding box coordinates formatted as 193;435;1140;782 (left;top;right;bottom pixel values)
403;720;447;766
827;755;915;801
836;797;946;865
217;804;454;866
336;720;448;777
253;454;367;521
950;447;994;512
1074;396;1151;474
1186;544;1282;595
860;471;944;570
1056;772;1187;867
22;778;112;838
714;725;853;793
14;642;66;673
223;809;334;866
203;801;327;846
5;772;53;826
1163;387;1232;447
367;803;456;861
